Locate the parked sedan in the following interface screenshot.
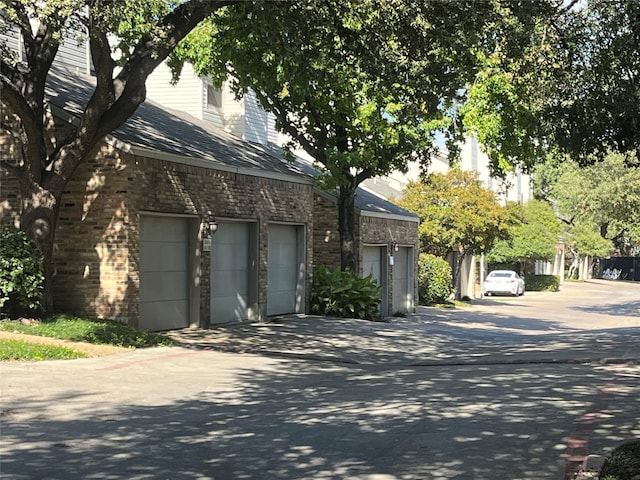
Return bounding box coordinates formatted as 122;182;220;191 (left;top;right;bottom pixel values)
482;270;525;296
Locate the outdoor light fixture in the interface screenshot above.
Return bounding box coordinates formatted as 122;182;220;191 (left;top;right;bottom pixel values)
392;241;399;252
207;212;218;237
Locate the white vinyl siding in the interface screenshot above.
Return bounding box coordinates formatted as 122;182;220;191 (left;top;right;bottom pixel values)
145;62;206;120
244;90;269;144
139;215;189;331
54;30;91;74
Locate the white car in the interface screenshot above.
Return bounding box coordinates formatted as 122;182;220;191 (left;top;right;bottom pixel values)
483;270;525;297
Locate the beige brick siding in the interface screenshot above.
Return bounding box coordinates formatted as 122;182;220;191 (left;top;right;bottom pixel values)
1;132;315;325
312;188;419;315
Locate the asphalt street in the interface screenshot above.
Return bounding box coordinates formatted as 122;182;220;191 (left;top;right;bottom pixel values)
1;279;639;480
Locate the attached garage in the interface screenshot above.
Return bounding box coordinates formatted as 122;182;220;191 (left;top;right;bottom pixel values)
392;246;414;314
362;245;389;317
139;215;190;331
267;224;305;316
211;221;256;324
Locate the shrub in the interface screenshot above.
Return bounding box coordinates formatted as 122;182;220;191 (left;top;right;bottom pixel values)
524;274;560;292
600;440;640;480
310;265;382;320
0;229;44;318
418;253;454;304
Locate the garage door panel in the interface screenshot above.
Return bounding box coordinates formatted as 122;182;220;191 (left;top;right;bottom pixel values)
139;215;189;331
211;222;250;324
140;216;186;241
362;246;382;285
140;242;188;272
212;270;249;297
139;300;188;331
267;224;301;316
139;271;187;303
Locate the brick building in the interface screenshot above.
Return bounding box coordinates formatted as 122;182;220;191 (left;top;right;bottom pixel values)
1;67;418;329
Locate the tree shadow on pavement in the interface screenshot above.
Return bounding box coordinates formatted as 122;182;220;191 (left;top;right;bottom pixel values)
1;357;639;480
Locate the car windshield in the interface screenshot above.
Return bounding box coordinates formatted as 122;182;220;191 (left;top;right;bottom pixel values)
490;272;513;278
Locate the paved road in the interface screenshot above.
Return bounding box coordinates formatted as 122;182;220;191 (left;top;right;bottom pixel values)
1;280;639;480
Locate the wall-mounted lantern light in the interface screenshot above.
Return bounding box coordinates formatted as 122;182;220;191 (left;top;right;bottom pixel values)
207;211;218;237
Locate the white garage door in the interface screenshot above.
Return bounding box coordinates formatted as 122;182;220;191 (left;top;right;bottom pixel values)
139;215;189;331
392;247;414;314
211;222;250;324
362;246;387;316
267;224;301;316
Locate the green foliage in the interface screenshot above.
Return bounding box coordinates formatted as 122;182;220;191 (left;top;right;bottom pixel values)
174;1;528;270
523;274;559;292
600;440;640;480
534;151;640;256
0;315;175;348
461;1;640;167
487;200;562;269
0;229;44;317
398;170;512;258
568;222;614;259
418;254;454;305
0;338;86;361
310;265;382;320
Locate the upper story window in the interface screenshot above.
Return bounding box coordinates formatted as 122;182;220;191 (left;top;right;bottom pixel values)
206;82;222;109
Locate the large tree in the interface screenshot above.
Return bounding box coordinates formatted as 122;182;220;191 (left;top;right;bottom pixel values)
486;199;562;273
534;151;640;256
171;0;538;272
398;169;512;260
0;0;232;313
462;0;640;169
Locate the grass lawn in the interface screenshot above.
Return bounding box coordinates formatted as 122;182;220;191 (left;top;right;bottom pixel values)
0;314;175;361
0;338;87;361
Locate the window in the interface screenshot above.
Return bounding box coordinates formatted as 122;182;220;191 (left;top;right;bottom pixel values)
206;83;222;108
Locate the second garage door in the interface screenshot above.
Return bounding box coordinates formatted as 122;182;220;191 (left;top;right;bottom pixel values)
392;246;414;314
211;222;252;324
267;224;303;316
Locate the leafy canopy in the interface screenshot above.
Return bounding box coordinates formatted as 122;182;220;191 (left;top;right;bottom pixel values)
398;169;512;258
487;199;562;266
534;151;640;255
172;0;520;184
463;0;640;167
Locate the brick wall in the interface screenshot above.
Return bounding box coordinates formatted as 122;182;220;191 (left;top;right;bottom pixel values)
312;188;420;315
359;214;419;314
1;132;315;325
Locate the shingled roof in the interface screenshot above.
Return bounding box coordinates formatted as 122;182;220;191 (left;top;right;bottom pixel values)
45;68;308;180
45;67;417;221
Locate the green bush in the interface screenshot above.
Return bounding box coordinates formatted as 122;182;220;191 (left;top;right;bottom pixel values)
310;265;382;320
524;274;560;292
418;253;454;304
0;229;44;318
600;440;640;480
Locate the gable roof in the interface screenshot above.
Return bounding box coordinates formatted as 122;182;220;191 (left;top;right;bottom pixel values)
266;147;418;222
45;67;417;221
45;68;309;182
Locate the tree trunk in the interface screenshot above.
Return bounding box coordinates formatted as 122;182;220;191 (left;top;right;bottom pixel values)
19;182;61;316
337;185;357;273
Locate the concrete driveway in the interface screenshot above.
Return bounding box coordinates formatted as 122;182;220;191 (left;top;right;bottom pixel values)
1;279;639;480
